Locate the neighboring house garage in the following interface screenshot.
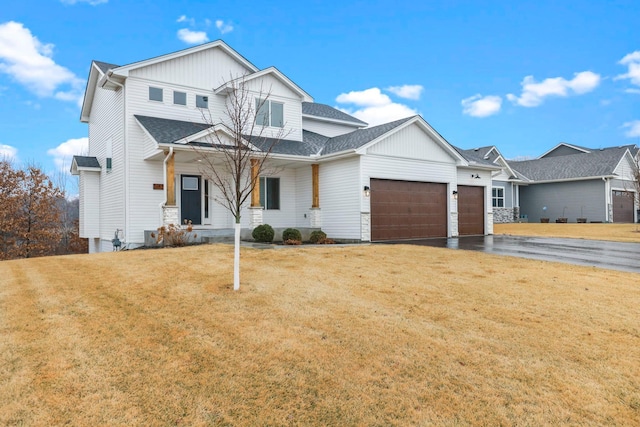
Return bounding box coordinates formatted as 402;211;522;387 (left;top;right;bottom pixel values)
613;191;634;223
457;185;485;235
369;179;447;241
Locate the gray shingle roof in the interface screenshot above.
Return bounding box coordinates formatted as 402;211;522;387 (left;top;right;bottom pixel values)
134;115;417;157
73;156;100;168
302;102;367;126
93;60;119;73
456;146;497;167
509;146;633;181
135;115;211;143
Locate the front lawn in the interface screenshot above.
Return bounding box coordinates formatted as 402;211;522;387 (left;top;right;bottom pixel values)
1;244;638;425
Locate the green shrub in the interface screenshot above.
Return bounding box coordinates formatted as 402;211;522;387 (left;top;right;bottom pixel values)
282;228;302;242
309;230;327;244
252;224;274;243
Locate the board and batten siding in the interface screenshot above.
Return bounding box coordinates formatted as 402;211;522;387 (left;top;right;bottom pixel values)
88;85;125;247
129;46;252;91
519;179;606;223
302;118;360;138
319;157;362;239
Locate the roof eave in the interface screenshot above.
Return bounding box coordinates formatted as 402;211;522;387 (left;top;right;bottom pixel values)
302;113;367;128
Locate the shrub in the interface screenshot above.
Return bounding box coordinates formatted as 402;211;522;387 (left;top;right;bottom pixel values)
284;239;302;245
309;230;327;244
252;224;274;243
282;228;302;242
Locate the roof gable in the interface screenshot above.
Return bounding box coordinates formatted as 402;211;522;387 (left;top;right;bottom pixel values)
539;142;591;159
214;67;313;102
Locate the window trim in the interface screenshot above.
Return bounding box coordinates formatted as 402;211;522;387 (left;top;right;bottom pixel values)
149;86;163;102
196;94;209;109
492;186;505;208
256;98;284;128
259;176;280;210
173;90;187;106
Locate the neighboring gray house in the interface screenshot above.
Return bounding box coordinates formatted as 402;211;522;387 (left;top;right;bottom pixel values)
459;146;525;223
508;143;639;223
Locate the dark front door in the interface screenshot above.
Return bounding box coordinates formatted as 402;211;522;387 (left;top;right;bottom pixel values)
181;175;201;225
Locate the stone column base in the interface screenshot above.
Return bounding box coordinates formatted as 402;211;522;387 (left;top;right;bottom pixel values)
450;212;459;237
162;205;179;226
309;208;322;228
487;212;494;235
361;212;371;242
249;206;263;229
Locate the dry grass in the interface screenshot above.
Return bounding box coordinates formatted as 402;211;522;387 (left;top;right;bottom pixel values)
495;222;640;243
1;244;639;426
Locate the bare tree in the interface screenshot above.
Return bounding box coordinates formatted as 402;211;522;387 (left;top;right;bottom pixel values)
194;75;289;290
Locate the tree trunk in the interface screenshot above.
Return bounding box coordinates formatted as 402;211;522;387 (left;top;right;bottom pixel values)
234;222;241;291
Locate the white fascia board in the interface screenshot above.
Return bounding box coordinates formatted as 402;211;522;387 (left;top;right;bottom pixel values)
458;163;502;172
302;114;366;128
214;66;314;102
111;40;258;77
315;150;359;162
80;62;103;123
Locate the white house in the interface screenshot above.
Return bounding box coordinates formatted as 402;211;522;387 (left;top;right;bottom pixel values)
74;40;498;252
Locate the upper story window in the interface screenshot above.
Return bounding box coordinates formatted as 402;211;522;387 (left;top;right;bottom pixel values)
256;98;284;128
259;177;280;210
173;91;186;105
149;87;163;102
196;95;208;109
492;187;505;208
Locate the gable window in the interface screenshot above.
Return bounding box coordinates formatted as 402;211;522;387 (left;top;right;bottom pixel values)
259;177;280;210
196;95;208;109
492;187;505;208
149;87;163;102
256;99;284;128
173;91;186;105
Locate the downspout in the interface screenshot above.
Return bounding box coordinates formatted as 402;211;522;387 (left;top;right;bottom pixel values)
104;72;130;248
602;177;610;222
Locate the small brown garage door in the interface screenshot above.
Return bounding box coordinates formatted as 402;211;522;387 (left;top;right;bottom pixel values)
370;179;447;241
613;191;634;223
458;185;484;235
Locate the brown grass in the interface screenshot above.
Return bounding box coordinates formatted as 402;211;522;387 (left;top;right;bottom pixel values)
1;244;639;426
495;222;640;243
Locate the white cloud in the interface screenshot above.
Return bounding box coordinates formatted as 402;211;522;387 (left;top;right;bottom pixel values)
61;0;108;5
0;21;84;104
625;88;640;95
0;144;17;161
506;71;601;107
615;50;640;88
336;87;418;126
176;15;195;25
215;20;234;34
622;120;640;138
177;28;209;45
47;137;88;172
386;84;424;100
461;94;502;117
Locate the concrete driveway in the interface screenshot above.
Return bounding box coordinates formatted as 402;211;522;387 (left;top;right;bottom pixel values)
382;235;640;274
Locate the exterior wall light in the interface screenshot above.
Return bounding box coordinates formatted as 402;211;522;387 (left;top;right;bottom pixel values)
452;190;458;199
471;173;481;179
363;185;370;197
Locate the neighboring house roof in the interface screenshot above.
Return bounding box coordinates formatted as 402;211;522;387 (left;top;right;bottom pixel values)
302;102;368;126
135;115;211;143
509;146;633;181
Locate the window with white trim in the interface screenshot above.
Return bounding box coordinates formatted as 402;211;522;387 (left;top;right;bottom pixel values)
196;95;208;109
173;91;186;105
149;87;163;102
256;98;284;128
492;187;505;208
259;177;280;210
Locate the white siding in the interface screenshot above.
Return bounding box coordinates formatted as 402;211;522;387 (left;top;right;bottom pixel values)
129;46;251;90
320;157;361;239
366;124;454;162
295;166;313;228
261;168;298;227
302;117;360;137
88;85;125;247
614;155;636;181
78;171;100;238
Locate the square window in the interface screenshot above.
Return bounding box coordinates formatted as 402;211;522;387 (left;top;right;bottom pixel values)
492;187;505;208
256;98;269;126
149;87;163;102
196;95;208;108
182;176;199;191
173;91;186;105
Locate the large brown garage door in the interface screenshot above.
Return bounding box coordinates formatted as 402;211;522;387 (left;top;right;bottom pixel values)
370;179;447;241
458;185;484;235
613;191;634;223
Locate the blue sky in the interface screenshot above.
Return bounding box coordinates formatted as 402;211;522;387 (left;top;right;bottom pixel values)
1;0;639;178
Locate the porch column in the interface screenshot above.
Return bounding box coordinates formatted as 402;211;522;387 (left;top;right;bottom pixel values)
309;164;322;227
249;158;263;228
162;150;179;226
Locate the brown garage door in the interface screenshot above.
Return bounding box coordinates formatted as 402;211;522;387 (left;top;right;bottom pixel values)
458;185;484;235
613;191;634;223
370;179;447;241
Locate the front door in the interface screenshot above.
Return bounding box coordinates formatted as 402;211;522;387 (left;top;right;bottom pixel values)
181;175;201;225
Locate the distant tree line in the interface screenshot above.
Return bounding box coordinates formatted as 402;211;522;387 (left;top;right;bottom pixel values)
0;161;87;260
